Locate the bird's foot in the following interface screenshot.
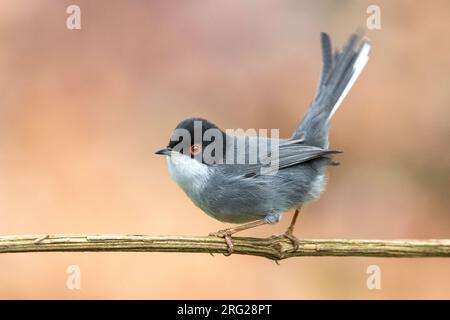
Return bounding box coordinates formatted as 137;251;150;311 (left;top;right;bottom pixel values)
209;229;235;256
271;229;300;251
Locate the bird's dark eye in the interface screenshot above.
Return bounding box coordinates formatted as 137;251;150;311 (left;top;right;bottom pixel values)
190;144;202;156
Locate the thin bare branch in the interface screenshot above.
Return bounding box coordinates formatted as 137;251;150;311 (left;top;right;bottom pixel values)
1;235;450;260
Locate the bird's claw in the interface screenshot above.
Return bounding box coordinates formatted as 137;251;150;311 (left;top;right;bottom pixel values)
271;230;300;251
208;229;227;237
283;233;300;251
209;229;234;256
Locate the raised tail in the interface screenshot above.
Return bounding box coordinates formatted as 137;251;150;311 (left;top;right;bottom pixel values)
292;32;371;148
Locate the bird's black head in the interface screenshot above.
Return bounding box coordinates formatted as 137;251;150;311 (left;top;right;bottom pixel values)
155;118;226;165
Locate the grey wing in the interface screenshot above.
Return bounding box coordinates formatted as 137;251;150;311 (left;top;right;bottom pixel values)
241;144;340;178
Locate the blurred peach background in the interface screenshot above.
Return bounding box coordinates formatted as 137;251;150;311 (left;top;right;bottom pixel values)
1;0;449;299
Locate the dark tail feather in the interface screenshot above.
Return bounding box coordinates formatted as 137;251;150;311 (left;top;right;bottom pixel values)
313;32;333;100
292;32;370;148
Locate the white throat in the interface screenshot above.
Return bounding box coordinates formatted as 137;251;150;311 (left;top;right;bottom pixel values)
166;152;210;200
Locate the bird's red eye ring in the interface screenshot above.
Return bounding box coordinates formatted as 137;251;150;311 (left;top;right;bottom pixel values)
190;144;202;156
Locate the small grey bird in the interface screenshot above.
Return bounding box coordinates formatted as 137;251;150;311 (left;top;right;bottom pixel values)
156;32;370;254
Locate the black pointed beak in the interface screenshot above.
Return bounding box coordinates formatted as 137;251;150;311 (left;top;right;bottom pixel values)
155;147;172;156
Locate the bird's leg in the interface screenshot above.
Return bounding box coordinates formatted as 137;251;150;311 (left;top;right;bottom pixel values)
273;208;301;251
209;219;267;256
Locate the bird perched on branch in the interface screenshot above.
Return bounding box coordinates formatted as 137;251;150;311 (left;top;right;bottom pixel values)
156;32;371;255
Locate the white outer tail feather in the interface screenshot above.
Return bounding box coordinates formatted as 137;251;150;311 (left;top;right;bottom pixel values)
327;42;371;121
